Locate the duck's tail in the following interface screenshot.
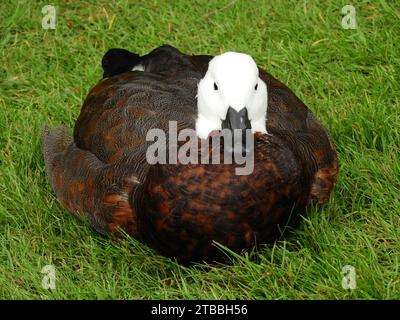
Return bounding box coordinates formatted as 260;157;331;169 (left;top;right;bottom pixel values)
41;125;141;238
41;125;106;232
42;124;72;174
41;125;92;213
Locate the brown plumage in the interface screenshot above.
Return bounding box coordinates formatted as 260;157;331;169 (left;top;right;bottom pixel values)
42;45;338;263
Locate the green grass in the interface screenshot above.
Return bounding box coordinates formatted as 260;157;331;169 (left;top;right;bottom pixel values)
0;0;399;299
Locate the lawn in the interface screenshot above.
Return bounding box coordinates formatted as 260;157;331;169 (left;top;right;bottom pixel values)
0;0;399;299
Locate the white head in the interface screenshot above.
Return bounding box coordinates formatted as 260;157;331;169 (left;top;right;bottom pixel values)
195;52;268;139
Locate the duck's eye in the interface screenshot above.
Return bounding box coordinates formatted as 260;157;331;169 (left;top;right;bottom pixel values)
254;83;258;90
214;82;218;91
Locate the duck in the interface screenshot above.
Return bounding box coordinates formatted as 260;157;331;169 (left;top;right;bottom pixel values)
42;45;338;263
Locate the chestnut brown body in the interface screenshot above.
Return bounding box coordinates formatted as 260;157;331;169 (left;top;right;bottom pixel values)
42;45;338;263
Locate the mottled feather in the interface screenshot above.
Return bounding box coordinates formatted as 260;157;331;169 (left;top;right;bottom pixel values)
42;45;338;263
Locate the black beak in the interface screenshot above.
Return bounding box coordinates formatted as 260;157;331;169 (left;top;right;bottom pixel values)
221;107;252;156
221;107;251;131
